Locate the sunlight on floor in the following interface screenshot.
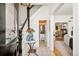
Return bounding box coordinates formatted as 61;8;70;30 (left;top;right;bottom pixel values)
55;41;73;56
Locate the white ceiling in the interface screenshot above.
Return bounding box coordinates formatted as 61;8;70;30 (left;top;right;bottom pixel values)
32;3;57;6
32;3;73;15
54;3;73;15
21;3;73;15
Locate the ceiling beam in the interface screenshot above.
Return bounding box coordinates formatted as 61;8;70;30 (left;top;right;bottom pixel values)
53;3;64;15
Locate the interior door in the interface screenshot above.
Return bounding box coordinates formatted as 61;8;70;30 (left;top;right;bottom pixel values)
39;20;46;47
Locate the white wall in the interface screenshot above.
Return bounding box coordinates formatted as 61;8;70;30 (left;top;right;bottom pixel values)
45;18;50;47
6;3;17;44
54;15;73;22
49;16;55;51
73;3;79;56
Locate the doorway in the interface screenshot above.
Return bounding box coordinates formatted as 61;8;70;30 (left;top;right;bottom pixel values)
55;22;67;41
54;22;73;56
39;20;47;47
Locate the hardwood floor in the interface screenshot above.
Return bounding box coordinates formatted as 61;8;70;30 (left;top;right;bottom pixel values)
22;45;52;56
55;41;73;56
39;40;46;47
53;48;62;56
